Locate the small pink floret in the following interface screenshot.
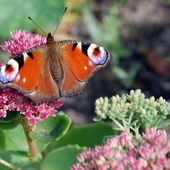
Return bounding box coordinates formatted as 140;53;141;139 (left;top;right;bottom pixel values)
71;127;170;170
1;30;46;54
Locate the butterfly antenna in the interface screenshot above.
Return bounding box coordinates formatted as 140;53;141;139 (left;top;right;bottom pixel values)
28;16;47;36
53;7;68;36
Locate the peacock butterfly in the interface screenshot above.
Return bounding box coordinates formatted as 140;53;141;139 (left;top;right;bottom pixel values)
0;32;111;104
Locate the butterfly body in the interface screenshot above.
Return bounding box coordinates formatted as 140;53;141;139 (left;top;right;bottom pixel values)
0;33;111;104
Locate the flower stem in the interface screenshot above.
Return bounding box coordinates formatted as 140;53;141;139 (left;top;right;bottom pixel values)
0;158;22;170
112;117;128;132
17;116;37;158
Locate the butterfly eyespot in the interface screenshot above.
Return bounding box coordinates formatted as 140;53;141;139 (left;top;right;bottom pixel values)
5;64;14;73
92;46;100;56
87;44;108;65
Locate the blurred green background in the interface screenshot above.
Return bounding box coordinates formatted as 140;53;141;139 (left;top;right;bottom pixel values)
0;0;170;124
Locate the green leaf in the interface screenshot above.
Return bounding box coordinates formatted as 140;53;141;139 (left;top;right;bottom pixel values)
113;63;141;88
0;130;5;150
4;125;28;151
29;112;72;143
93;115;102;121
157;119;170;129
82;6;102;42
54;122;116;148
2;123;47;153
166;0;170;4
0;111;19;123
0;0;64;39
0;120;19;130
165;55;170;61
0;150;40;170
0;111;19;130
41;145;84;170
83;5;131;62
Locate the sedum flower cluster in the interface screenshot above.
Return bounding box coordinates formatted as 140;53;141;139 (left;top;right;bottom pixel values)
95;89;170;138
0;87;62;126
1;29;46;54
71;126;170;170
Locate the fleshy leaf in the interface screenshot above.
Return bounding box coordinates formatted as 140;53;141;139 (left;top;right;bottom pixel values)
157;119;170;128
54;121;116;148
0;111;19;123
0;130;5;150
0;150;40;170
0;120;19;130
41;145;84;170
5;125;28;151
29;112;72;143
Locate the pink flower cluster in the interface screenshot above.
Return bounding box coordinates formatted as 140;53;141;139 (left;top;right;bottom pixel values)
71;127;170;170
0;87;62;125
0;30;62;125
1;30;46;54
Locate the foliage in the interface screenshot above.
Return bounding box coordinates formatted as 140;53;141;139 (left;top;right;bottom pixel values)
82;4;140;88
0;0;64;39
83;5;131;62
165;0;170;4
71;90;170;169
0;116;115;169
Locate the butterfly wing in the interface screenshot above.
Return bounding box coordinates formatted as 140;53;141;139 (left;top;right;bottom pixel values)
0;47;60;104
0;50;44;93
0;37;111;104
56;40;111;97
